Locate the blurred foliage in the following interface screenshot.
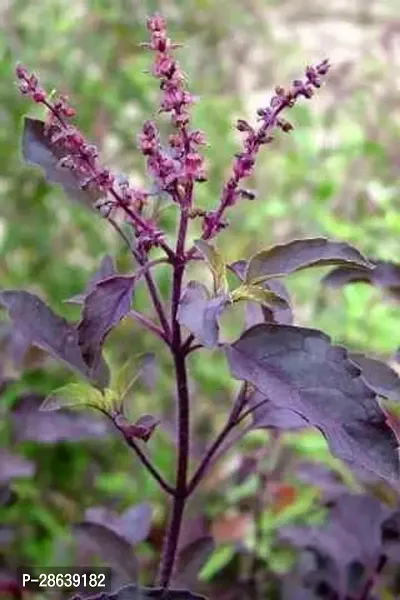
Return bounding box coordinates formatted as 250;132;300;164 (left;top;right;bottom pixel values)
0;0;399;597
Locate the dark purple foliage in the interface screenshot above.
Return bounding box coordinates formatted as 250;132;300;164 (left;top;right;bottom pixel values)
84;503;152;546
77;275;136;370
0;290;109;388
73;522;139;581
177;282;228;348
248;390;308;430
245;237;372;282
322;259;400;301
349;352;400;401
11;12;400;600
225;324;399;478
67;256;116;304
11;394;111;443
280;491;397;598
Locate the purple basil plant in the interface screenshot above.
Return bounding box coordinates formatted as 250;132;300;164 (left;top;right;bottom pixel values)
2;12;400;600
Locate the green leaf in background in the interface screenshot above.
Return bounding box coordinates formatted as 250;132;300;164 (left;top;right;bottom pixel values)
198;544;236;581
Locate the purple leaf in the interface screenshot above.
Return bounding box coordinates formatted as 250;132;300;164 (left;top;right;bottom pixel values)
71;584;207;600
78;275;135;369
225;324;400;479
22;117;103;207
0;290;109;388
84;502;152;546
281;493;389;575
177;281;228;348
0;450;35;483
173;537;215;588
349;353;400;401
73;522;138;581
248;390;308;430
246;238;373;282
11;394;112;443
321;265;372;288
67;256;116;304
322;259;400;296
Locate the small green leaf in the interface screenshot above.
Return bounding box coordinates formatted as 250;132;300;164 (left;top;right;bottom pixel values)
40;382;108;412
198;544;236;581
111;353;154;409
195;239;228;295
230;284;288;309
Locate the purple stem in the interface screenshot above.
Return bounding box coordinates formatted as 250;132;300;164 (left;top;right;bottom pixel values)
128;310;170;345
107;216;172;340
358;555;387;600
157;208;191;588
186;384;250;496
111;415;175;496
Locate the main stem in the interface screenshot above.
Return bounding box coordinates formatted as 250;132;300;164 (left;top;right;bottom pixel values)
158;208;190;588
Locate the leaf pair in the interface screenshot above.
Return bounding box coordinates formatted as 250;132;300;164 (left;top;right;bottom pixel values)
178;241;289;348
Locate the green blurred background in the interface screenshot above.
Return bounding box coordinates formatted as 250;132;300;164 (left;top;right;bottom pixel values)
0;0;399;596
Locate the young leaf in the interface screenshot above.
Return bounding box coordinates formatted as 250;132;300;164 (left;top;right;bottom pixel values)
231;268;294;326
66;255;116;304
225;324;400;479
194;239;228;295
349;353;400;401
0;290;109;388
116;414;160;443
112;353;156;404
245;238;373;284
22;117;103;207
230;283;288;310
39;382;114;412
177;281;229;348
78;275;136;370
71;584;208;600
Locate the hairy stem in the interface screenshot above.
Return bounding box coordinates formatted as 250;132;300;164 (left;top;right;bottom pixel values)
158;209;190;588
108;217;172;340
